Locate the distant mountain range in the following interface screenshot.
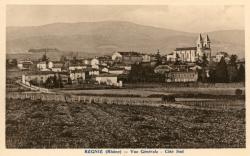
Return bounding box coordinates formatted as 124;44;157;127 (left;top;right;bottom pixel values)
6;21;245;58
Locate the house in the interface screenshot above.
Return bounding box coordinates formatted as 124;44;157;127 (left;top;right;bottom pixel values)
113;63;132;71
69;64;87;71
22;71;71;87
95;74;122;87
91;58;99;69
112;51;143;65
17;60;33;70
69;69;85;83
165;71;198;82
59;72;70;84
142;54;151;62
100;67;109;73
51;62;64;72
98;55;113;66
83;67;100;77
154;65;173;74
37;61;48;71
214;52;230;62
22;71;55;84
108;67;125;75
47;61;53;69
171;34;212;63
82;58;91;65
166;52;176;62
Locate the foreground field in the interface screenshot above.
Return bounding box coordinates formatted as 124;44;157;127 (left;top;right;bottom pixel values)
6;99;245;148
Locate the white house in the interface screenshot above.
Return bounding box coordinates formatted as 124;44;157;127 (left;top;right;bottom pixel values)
101;67;109;73
89;69;100;76
69;70;85;81
37;62;47;71
95;74;122;87
111;51;142;64
112;52;122;61
142;54;151;62
48;61;53;69
166;53;176;62
91;58;99;69
214;52;230;62
17;60;33;70
83;59;91;65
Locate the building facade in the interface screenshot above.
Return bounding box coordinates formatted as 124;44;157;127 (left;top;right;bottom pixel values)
165;71;198;82
167;34;212;63
112;51;143;65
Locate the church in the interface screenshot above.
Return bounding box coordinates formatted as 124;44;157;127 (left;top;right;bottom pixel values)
167;34;212;63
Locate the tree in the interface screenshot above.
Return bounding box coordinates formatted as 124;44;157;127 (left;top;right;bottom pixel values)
72;56;77;64
199;54;209;83
53;74;59;87
155;49;162;66
68;76;72;85
227;55;238;82
208;69;216;83
45;77;54;88
201;54;209;68
174;53;181;65
229;55;237;66
58;74;64;88
215;57;228;83
237;64;245;82
41;53;48;61
60;55;67;63
128;63;164;83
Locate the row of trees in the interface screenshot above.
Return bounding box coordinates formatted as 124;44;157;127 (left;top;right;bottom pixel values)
30;74;64;89
128;63;165;83
44;74;64;88
203;56;245;83
128;54;245;84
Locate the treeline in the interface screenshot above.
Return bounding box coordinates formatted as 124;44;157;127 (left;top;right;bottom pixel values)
30;74;64;89
200;56;245;83
127;63;165;83
127;54;245;84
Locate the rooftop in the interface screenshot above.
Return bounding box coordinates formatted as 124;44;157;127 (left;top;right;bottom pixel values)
96;73;118;77
117;51;141;57
175;47;197;51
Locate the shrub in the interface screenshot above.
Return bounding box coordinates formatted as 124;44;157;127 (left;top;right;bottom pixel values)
235;89;243;96
162;95;175;102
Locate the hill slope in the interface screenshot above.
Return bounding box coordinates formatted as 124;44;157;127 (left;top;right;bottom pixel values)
6;21;245;57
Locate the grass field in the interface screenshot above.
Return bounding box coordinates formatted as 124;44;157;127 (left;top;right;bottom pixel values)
6;99;245;148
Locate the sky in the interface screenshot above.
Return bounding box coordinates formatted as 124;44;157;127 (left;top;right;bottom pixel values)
6;5;244;33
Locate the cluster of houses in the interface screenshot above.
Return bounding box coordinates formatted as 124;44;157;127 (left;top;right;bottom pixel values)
17;34;244;88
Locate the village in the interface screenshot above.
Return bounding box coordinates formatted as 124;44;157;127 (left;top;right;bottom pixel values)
6;34;245;92
5;4;246;149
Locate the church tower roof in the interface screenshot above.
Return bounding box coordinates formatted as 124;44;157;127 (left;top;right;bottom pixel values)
198;34;203;42
205;35;211;42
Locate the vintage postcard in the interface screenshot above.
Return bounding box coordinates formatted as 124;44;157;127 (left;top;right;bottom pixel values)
1;0;249;156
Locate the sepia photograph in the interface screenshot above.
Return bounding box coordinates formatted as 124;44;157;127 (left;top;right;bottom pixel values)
5;4;245;149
